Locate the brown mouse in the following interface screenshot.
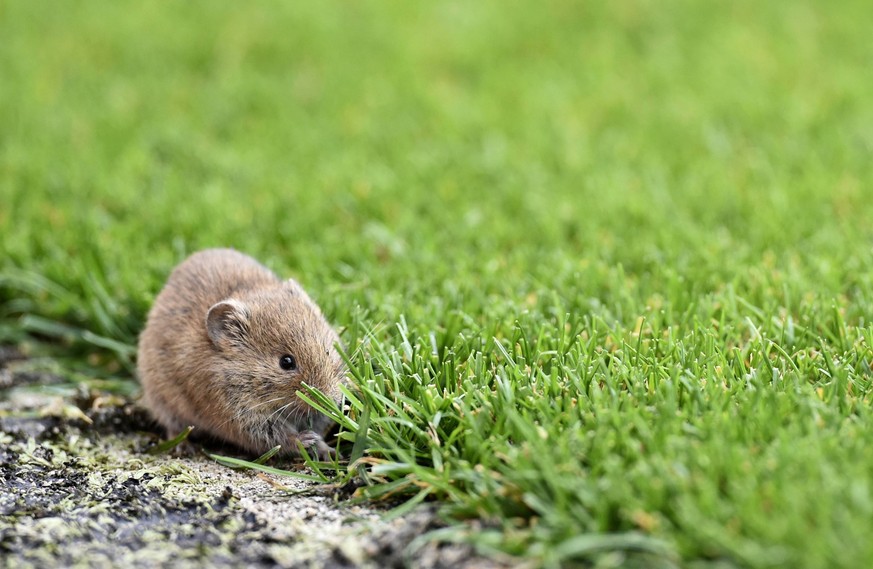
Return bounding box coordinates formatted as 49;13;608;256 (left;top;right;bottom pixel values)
137;248;345;459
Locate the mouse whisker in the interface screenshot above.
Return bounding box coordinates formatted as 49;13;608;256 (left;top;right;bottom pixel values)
259;401;294;434
250;396;287;411
215;395;286;432
280;402;305;431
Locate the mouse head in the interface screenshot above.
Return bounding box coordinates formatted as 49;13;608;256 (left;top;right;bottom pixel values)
204;279;345;437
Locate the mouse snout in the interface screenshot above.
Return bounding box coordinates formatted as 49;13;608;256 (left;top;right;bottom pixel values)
301;376;341;404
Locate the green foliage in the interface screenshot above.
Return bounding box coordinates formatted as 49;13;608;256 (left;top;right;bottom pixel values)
148;425;195;455
2;1;873;567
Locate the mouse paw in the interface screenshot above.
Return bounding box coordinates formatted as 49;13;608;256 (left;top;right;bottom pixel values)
293;430;337;461
168;439;199;457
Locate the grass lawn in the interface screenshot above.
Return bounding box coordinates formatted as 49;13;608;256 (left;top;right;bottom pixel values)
2;1;873;567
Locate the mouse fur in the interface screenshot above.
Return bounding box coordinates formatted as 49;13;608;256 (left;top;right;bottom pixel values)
137;248;345;459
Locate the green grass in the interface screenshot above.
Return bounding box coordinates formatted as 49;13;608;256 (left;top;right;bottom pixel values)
3;1;873;567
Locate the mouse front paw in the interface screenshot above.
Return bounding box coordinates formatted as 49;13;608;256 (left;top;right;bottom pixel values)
168;439;199;457
293;430;337;461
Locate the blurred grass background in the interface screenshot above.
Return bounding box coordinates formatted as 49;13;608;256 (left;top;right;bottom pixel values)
3;0;871;343
2;1;873;566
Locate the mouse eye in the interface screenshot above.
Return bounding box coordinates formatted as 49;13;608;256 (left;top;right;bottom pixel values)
279;355;297;371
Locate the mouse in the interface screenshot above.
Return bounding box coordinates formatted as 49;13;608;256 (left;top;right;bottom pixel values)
136;248;345;460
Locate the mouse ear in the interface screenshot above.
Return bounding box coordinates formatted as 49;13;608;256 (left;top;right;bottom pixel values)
206;299;250;346
284;278;313;302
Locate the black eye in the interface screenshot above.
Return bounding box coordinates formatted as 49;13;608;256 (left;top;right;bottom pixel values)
279;355;297;371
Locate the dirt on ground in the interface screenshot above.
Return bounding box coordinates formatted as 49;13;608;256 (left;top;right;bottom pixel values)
0;348;514;569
